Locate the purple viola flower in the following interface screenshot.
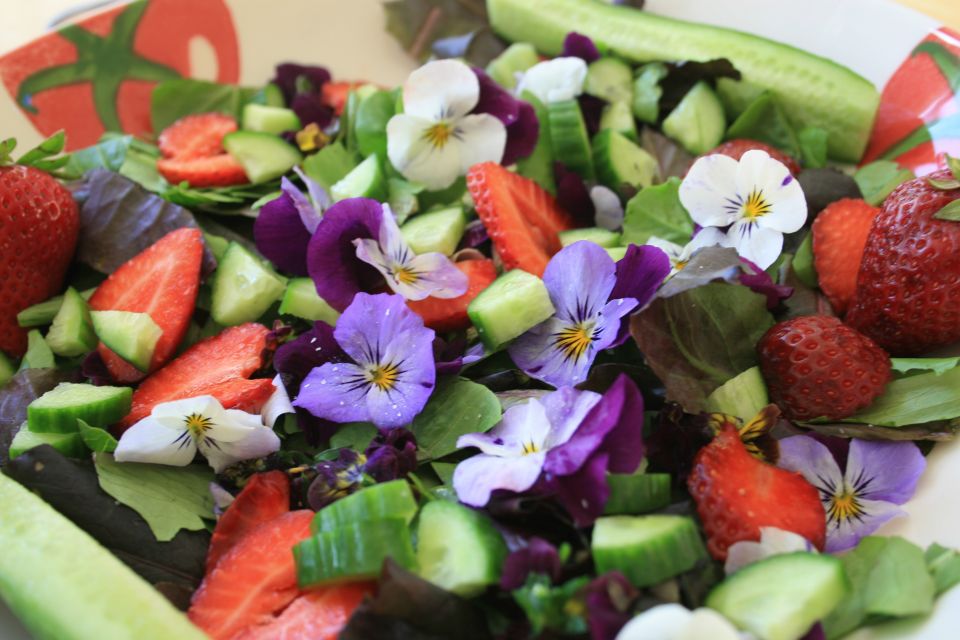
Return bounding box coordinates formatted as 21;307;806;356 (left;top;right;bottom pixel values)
364;427;418;482
434;338;484;375
354;205;468;301
561;32;601;63
609;243;671;346
500;537;563;590
554;162;596;226
738;258;793;309
582;572;638;640
507;241;642;388
254;168;330;276
293;293;436;429
272;62;334;129
472;68;539;165
777;436;926;552
305;448;366;510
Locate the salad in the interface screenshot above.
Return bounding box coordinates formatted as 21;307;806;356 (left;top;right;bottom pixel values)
1;0;960;639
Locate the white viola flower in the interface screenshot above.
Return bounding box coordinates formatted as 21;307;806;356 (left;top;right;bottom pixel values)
261;374;295;428
679;150;806;269
615;604;744;640
114;395;281;473
724;527;815;575
354;204;468;300
646;228;730;274
515;57;588;104
387;59;507;190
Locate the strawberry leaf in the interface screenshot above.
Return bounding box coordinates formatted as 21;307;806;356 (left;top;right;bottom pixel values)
933;199;960;221
0;138;16;165
927;176;960;190
16;130;66;167
947;153;960;182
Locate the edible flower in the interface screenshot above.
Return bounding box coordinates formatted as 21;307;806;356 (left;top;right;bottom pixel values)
473;68;539;165
500;537;564;590
293;293;436;429
509;241;668;388
304;448;368;510
254;167;330;276
777;436;926;552
354;204;468;300
272;62;334;130
583;572;640;640
679;150;807;269
561;32;601;63
646;228;730;274
364;427;419;482
615;604;742;640
515;57;588;104
114;394;282;472
387;60;507;190
454;374;644;525
724;527;814;575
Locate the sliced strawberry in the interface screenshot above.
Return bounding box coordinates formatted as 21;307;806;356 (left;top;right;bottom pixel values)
687;425;826;560
206;471;291;574
159;113;238;160
188;510;314;640
811;198;879;315
321;81;368;116
119;323;271;430
467;162;575;277
158;155;249;188
206;378;277;414
232;583;374;640
408;259;498;332
89;228;203;383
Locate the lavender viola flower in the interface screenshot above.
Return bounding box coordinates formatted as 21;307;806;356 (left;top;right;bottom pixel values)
777;436;926;552
473;67;539;165
508;241;668;388
254;168;330;275
293;293;436;429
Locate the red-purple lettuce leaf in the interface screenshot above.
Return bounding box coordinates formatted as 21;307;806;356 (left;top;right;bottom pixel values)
383;0;505;66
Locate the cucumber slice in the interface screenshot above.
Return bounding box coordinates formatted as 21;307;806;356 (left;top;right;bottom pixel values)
401;206;467;256
45;287;97;357
10;426;86;459
547;99;594;180
27;383;133;433
604;473;671;516
707;553;850;640
585;57;634;104
592;515;707;587
0;474;207;640
0;352;14;387
278;277;340;325
632;62;668;124
204;232;230;262
486;0;878;161
295;517;416;588
559;228;622;249
242;103;301;134
486;42;540;89
416;499;508;597
91;310;163;372
516;91;556;193
222;130;302;184
593;129;660;196
17;330;54;371
330;154;388;202
210;242;287;326
253;82;285;108
312;479;418;533
467;269;556;351
17;288;95;328
662;81;726;155
599;101;638;141
704;366;769;419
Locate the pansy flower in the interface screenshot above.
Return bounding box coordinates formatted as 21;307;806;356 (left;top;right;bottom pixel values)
561;32;601;63
473;68;539;166
679;150;807;269
515;57;589;104
615;604;742;640
508;241;668;388
386;60;507;190
646;228;730;274
293;293;436;429
254;167;330;276
777;436;926;552
272;62;334;130
114;393;283;472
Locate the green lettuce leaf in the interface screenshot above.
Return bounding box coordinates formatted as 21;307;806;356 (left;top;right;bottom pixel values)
725;92;800;158
798;127;829;169
329;422;377;452
926;543;960;596
854;161;914;207
354;91;397;159
412;377;502;461
846;365;960;427
302;142;360;191
383;0;505;66
890;357;960;376
77;419;118;453
94;453;215;542
151;78;259;133
622;177;694;246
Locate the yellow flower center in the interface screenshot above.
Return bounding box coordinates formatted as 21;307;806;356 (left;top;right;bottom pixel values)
295;122;330;153
555;322;596;362
423;122;453;149
828;489;865;523
741;189;773;221
366;363;400;392
184;413;214;441
521;440;540;455
393;265;419;285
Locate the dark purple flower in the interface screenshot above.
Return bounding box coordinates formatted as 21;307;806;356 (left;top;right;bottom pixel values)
609;244;671;346
290;93;334;130
434;337;484;375
554;162;595;226
459;219;489;250
364;428;418;482
305;448;366;510
579;94;606;136
561;32;601;63
582;572;638;640
472;68;539;165
272;63;334;129
500;537;563;590
802;623;827;640
738;258;793;309
254;172;329;276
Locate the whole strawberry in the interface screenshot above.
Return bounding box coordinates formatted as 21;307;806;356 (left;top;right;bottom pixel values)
846;169;960;355
703;139;801;175
758;315;891;421
0;159;79;356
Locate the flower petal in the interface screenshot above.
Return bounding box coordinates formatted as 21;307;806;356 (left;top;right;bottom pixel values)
473;67;539;165
452;451;546;507
540;387;602;449
615;604;693;640
293;165;331;214
516;57;588;104
500;537;562;590
455;114;508;172
508;316;598;387
680;609;743;640
293;361;375;424
825;498;904;553
844;439;926;504
363;344;436;429
387;113;463;190
458;397;553;457
402;59;480;120
114;417;197;467
253;192;311;276
548;450;610;525
281;176;323;234
726;221;783;270
202;424;281;473
561;32;601;63
261;375;295;428
332;292;435;367
273;321;345;393
272;63;330;103
777;435;845;496
678;153;742;228
725;527;813;574
403;253;470;299
738;150;807;233
591;185;625;231
545;241;618;323
738;257;794;309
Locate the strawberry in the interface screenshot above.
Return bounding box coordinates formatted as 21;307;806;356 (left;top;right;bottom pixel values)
206;471;291;574
757;315;891;421
687;424;826;560
157;155;248;188
704;139;801;175
188;510;314;640
232;583;374;640
0;165;79;356
846;169;960;355
467;162;575;277
88;227;202;382
811;198;879;315
119;323;271;430
322;81;368;116
408;259;497;331
158;113;238;160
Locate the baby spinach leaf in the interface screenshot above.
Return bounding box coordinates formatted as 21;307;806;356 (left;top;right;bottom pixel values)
63;134;133;178
890;357;960;377
926;543;960;596
151;78;259;133
354;90;397;159
846;365;960;427
854;161;914;206
791;232;818;288
330;422;378;452
622;177;694;245
302;142;360;191
77;419;117;453
94;453;215;542
726;92;800;158
412;377;502;461
798;127;829;169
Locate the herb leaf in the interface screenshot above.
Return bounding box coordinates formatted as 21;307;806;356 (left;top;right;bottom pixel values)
854;161;914;206
354;91;397;159
621;177;694;245
933;199;960;221
77;419;118;453
412;377;502;461
926;543;960;596
151;79;259;133
847;364;960;426
890;357;960;377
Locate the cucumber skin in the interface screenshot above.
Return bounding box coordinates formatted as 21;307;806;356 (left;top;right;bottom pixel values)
295;518;416;588
603;473;671;515
487;0;878;162
312;479;418;533
9;428;87;459
27;383;133;434
211;243;287;326
593;515;707;587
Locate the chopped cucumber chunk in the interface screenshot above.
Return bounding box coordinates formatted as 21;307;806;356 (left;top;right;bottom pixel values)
18;330;55;371
242;103;301;134
593;129;660;196
547;99;595;180
604;473;672;515
222;130;302;184
17;288;95;328
516;91;556;193
585;57;634;104
91;310;162;372
331;154;388;202
599;100;638;141
632;62;668;124
312;479;418;533
486;43;540;89
593;515;707;587
27;383;133;434
210;242;287;326
45;287;97;357
401;206;467;256
662;81;726;155
278;278;340;325
10;427;87;459
468;269;556;351
559;228;622;249
295;518;416;588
